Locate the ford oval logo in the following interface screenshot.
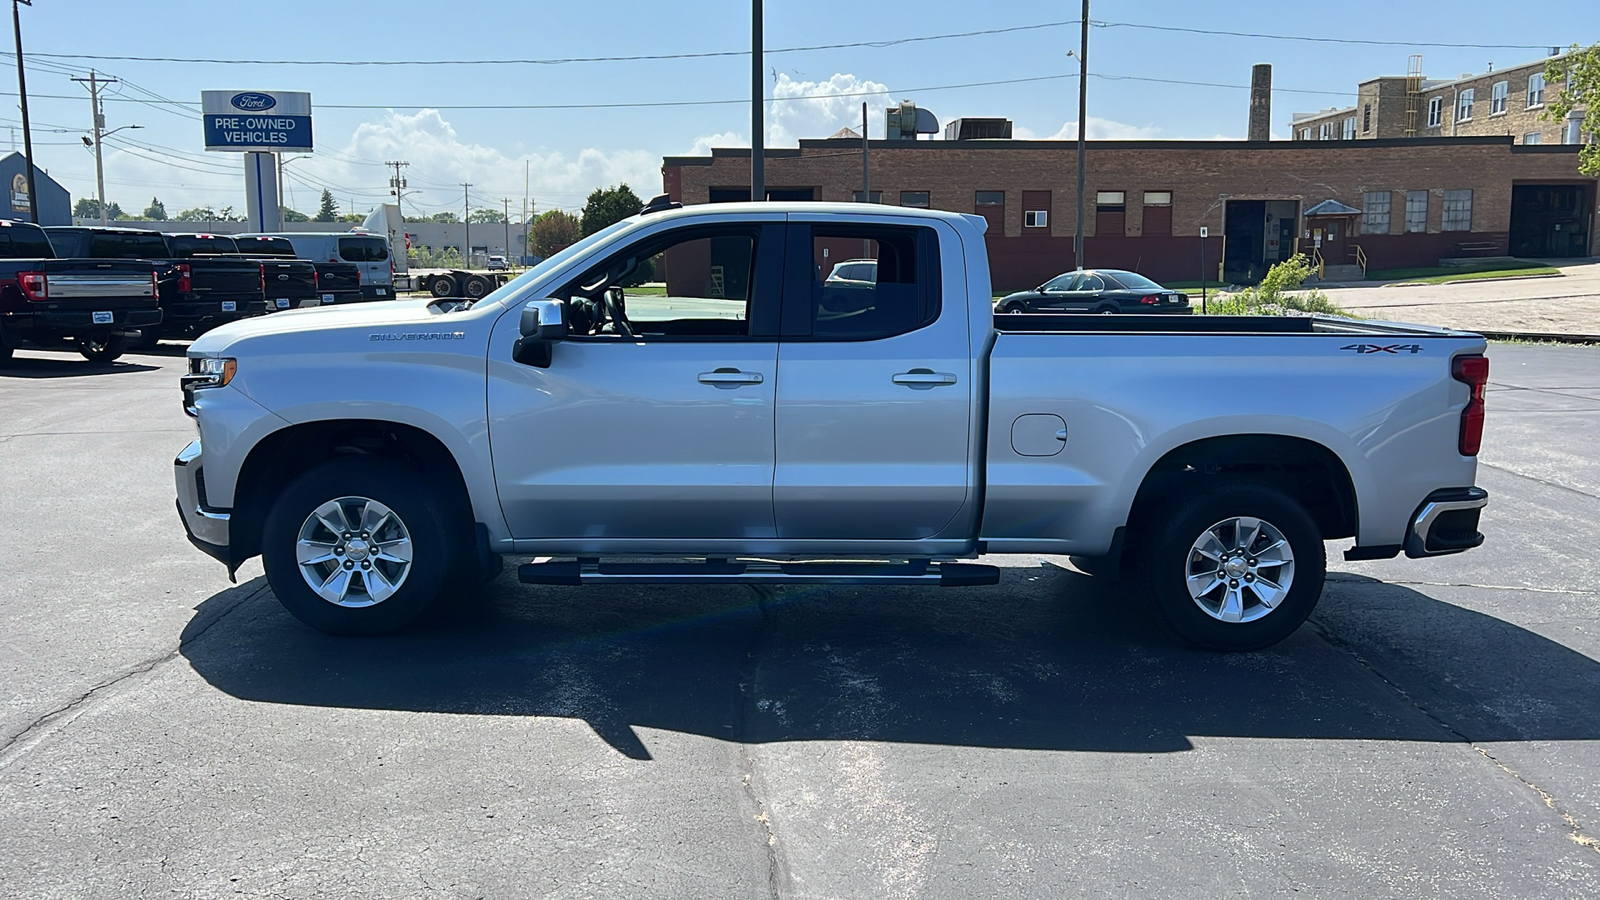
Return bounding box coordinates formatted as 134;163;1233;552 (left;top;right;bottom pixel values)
230;92;276;112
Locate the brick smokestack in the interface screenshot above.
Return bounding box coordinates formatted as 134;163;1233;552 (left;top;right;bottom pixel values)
1249;64;1273;141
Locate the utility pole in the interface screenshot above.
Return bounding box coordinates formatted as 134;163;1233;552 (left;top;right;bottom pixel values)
11;0;37;223
460;182;472;266
1073;0;1089;270
523;159;529;262
71;70;118;224
502;198;511;261
385;159;408;219
750;0;763;202
860;102;869;201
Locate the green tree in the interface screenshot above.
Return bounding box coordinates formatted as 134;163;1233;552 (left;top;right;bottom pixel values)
469;207;506;224
105;201;125;221
73;197;100;219
529;209;581;259
337;212;364;223
429;211;460;223
579;183;643;236
1545;44;1600;175
143;197;166;220
315;189;338;222
174;206;218;222
282;207;310;223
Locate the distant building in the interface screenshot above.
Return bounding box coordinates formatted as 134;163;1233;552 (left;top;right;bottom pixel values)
0;152;72;226
1290;51;1589;146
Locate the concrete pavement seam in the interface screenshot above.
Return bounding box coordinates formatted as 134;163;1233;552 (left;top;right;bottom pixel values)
1307;618;1600;857
0;582;270;771
1477;461;1600;501
736;582;787;900
1326;575;1599;595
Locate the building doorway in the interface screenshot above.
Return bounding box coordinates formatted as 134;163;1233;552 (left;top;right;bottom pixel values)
1510;184;1593;258
1223;199;1298;284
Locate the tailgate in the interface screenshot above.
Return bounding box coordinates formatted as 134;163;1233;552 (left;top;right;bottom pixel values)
260;260;318;307
188;259;264;297
314;263;361;293
39;259;158;303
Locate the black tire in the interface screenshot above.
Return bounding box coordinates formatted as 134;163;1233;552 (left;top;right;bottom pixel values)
1001;302;1028;314
429;275;457;298
464;276;490;298
261;458;465;635
78;334;129;363
1095;305;1118;315
1138;481;1326;652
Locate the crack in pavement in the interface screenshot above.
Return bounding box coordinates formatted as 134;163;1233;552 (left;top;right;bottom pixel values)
1326;574;1600;595
0;582;270;770
736;583;787;900
1477;461;1600;501
1308;618;1600;857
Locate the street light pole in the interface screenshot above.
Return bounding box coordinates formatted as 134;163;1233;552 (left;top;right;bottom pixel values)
460;183;472;266
11;0;37;224
1073;0;1089;270
750;0;763;202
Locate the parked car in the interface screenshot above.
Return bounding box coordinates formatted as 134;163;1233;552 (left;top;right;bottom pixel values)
996;269;1191;315
0;220;160;363
176;201;1489;652
223;236;361;306
824;258;876;287
166;234;318;313
487;255;509;271
239;231;395;301
45;226;266;344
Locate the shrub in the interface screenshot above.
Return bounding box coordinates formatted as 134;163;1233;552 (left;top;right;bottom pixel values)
1209;254;1354;317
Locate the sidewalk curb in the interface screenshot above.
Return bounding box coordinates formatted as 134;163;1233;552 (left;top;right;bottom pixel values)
1478;330;1600;345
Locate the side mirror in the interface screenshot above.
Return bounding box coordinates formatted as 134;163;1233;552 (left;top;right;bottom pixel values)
514;299;567;367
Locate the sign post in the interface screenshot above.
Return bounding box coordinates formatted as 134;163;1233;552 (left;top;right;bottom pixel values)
202;90;312;232
1199;225;1208;314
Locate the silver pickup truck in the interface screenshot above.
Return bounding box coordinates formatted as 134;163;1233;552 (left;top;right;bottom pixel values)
175;201;1489;651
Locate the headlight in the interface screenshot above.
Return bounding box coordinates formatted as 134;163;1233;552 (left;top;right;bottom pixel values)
182;357;237;417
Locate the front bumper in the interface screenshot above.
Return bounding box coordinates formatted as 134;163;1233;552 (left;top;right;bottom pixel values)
174;439;231;565
1404;487;1488;558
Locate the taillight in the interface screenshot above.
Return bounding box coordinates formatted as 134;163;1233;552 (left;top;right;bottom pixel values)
150;271;160;298
355;268;361;284
1452;354;1489;456
18;271;46;301
313;270;321;290
389;257;395;280
1139;294;1160;305
259;264;266;295
175;263;192;294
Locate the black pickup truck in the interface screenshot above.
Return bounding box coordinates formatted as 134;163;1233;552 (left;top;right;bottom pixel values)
0;220;161;364
228;235;361;306
177;235;319;312
46;226;267;344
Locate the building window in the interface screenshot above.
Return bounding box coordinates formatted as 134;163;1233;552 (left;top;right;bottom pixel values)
1143;191;1172;206
1095;191;1126;208
1363;104;1372;133
1362;191;1392;235
1298;127;1311;141
1095;191;1126;236
974;190;1004;231
975;191;1004;207
1405;190;1428;233
1318;123;1332;140
1442;190;1473;231
1427;97;1443;128
899;191;929;208
1342;116;1357;140
1490;81;1508;115
1141;192;1172;235
1458;89;1475;122
1524;132;1542;145
1527;73;1545;108
852;191;882;203
1024;210;1048;228
1566;112;1586;145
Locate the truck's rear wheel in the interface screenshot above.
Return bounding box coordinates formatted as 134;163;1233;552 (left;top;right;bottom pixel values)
262;458;462;635
78;334;129;363
1139;482;1325;651
464;275;490;298
429;275;457;298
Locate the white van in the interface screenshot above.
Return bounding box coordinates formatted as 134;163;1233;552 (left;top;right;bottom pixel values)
238;231;394;300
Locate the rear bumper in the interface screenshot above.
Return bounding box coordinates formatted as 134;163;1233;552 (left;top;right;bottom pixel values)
164;299;270;326
174;439;231;565
1;306;162;341
361;284;395;300
1404;487;1488;558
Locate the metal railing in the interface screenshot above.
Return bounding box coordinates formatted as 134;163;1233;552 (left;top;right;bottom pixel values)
1311;247;1325;280
1354;244;1368;276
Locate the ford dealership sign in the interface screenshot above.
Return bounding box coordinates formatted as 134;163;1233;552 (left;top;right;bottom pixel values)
230;92;277;112
201;90;312;152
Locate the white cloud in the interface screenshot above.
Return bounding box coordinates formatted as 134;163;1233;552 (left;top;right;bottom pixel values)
767;73;889;146
684;130;747;157
1015;116;1239;141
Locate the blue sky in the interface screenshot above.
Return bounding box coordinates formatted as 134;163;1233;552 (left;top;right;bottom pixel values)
6;0;1592;218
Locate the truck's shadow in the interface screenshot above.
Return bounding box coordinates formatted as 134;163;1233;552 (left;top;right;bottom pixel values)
0;355;161;378
180;566;1600;759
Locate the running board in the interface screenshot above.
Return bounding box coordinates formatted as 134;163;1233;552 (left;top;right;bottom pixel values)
517;559;1000;587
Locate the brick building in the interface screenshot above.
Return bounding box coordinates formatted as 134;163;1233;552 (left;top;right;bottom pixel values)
1290;51;1588;146
662;137;1595;289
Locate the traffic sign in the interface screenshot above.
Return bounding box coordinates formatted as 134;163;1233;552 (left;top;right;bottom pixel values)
201;91;313;152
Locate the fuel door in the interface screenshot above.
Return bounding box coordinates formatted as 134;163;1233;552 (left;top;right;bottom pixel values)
1011;414;1067;457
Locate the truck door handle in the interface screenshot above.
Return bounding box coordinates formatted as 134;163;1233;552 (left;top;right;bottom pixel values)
698;368;764;386
893;368;958;386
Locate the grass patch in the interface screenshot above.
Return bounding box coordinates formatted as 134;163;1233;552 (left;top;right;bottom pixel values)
1377;266;1559;285
1367;259;1557;282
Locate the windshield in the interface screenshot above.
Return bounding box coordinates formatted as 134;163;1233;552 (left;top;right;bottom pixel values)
1107;271;1164;291
474;219;636;307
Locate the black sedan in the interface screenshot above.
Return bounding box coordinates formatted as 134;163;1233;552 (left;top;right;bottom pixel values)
996;269;1192;315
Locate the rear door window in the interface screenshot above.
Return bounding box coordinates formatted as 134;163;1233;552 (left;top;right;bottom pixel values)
0;227;56;258
168;235;240;257
338;236;389;261
88;231;170;259
789;224;939;340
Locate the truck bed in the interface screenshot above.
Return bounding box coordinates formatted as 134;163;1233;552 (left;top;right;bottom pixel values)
993;313;1469;338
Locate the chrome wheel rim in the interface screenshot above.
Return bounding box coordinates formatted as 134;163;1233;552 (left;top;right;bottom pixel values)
295;496;414;607
1185;516;1294;624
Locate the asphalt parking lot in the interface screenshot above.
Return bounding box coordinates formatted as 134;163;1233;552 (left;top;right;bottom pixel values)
2;342;1598;897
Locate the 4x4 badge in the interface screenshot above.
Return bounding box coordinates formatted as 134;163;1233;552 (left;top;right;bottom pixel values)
1341;343;1423;354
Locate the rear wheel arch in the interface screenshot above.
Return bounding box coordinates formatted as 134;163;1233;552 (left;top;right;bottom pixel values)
231;419;477;566
1126;434;1359;547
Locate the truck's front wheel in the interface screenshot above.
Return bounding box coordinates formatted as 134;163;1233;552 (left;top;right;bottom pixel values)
1140;482;1325;651
262;458;461;635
